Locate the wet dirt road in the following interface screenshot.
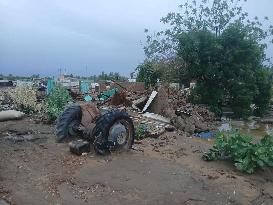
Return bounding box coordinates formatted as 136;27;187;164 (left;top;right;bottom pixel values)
1;118;273;205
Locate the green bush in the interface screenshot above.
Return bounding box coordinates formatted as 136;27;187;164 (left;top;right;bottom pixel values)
45;85;72;120
180;23;272;118
135;123;150;140
136;62;161;88
203;132;273;174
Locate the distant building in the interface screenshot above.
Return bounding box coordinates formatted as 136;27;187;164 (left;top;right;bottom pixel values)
0;80;13;87
128;78;136;83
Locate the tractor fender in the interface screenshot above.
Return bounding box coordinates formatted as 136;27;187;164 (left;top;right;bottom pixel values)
80;103;101;127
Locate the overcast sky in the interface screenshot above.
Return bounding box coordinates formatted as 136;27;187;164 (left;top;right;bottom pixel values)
0;0;272;77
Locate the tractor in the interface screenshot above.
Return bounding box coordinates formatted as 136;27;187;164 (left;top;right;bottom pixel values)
55;103;135;155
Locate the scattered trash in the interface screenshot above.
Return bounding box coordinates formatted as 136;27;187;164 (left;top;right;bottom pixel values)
194;131;215;139
84;95;93;102
46;79;55;95
98;88;118;101
80;81;90;94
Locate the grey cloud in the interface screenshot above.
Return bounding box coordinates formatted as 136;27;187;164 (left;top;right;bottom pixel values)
0;0;272;77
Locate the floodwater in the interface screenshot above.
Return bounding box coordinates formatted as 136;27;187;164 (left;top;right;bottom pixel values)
219;118;273;138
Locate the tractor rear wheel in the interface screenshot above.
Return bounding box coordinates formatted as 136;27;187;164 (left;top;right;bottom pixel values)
92;110;135;155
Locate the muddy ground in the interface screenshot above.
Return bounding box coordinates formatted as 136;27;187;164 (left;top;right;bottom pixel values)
1;117;273;205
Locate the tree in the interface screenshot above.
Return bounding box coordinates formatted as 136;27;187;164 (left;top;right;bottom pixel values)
97;72;128;82
136;62;160;88
139;0;273;117
178;22;272;117
253;69;272;116
178;29;225;115
144;0;273;61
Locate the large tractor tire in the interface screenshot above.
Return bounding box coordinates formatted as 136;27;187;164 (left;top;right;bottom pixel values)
92;110;135;155
55;105;82;142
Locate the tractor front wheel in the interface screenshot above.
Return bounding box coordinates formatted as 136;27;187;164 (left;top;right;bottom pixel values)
55;105;83;142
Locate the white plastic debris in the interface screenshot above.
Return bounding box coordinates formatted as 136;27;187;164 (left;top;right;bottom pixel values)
142;91;158;112
142;112;171;124
0;110;25;121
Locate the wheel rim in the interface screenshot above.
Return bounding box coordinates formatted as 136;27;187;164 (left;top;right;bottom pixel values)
68;120;81;136
108;119;133;150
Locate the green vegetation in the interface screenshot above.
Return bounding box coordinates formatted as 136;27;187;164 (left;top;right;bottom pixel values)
136;62;160;88
135;123;150;140
203;132;273;174
67;72;128;82
137;0;273;118
178;23;272;118
45;85;72;120
0;73;41;81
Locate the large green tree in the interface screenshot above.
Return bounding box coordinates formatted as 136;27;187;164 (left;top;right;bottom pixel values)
179;22;272;117
137;0;273;117
144;0;273;60
180;22;272;117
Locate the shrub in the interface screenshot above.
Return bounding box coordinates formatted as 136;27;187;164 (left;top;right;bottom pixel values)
135;123;150;140
45;85;72;120
203;132;273;174
8;86;42;114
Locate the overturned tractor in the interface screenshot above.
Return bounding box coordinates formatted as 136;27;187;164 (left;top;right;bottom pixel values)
55;103;135;155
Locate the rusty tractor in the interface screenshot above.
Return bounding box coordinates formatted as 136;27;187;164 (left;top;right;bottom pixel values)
55;103;135;155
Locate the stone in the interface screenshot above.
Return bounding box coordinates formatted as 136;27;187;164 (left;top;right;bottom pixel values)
69;140;91;156
174;117;186;130
184;122;195;134
165;125;175;132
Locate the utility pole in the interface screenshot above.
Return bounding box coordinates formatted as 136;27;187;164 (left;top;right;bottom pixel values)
85;65;88;80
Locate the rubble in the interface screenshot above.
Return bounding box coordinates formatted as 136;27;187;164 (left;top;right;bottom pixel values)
110;92;131;107
129;85;219;137
132;96;147;111
1;79;218;140
97;84;219;138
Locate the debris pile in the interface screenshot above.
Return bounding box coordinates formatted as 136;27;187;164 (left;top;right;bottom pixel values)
0;87;15;111
1;79;218;139
130;85;218;136
133;113;171;140
98;84;218;137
